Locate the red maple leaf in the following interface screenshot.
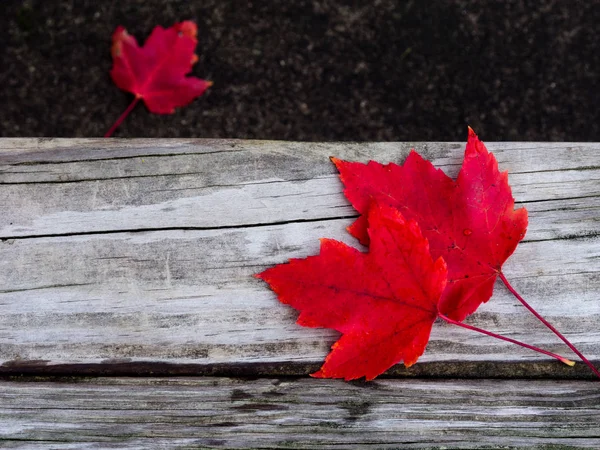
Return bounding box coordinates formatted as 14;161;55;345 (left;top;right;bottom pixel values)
332;128;528;322
332;129;600;378
257;204;573;380
257;204;447;380
105;21;212;137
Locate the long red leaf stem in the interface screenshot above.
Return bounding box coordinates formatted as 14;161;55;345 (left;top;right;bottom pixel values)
104;96;140;137
439;313;575;367
499;272;600;379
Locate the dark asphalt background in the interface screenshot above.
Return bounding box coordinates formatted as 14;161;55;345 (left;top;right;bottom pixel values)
2;0;600;140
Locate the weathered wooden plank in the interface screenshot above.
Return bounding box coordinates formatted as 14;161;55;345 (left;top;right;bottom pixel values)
1;211;598;375
0;377;598;448
0;139;598;376
1;140;599;239
0;138;597;171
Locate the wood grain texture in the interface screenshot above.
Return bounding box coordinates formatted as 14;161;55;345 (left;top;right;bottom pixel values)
0;377;599;449
1;139;599;240
0;139;599;377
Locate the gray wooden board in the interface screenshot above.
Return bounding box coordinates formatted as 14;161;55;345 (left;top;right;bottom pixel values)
0;139;599;377
0;377;599;449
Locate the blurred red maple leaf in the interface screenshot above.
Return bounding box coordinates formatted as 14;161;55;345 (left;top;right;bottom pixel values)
257;204;572;381
105;21;212;137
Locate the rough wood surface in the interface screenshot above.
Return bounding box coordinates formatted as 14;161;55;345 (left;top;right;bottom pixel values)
0;139;599;377
0;377;599;449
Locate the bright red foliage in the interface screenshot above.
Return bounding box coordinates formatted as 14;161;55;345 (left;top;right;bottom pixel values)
256;131;588;380
332;128;528;321
256;204;447;381
110;21;211;114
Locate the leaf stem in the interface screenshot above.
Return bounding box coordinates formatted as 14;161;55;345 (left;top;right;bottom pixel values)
439;313;575;367
499;272;600;379
104;96;140;138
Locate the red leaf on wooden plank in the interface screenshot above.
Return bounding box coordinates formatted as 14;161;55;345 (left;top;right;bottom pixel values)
331;130;599;378
332;128;528;321
257;203;573;380
256;205;446;380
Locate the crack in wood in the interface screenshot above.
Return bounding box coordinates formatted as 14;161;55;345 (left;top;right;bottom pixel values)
0;215;360;241
2;221;598;243
1;148;245;166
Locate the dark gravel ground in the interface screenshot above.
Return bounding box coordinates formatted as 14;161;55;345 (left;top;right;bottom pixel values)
2;0;600;141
